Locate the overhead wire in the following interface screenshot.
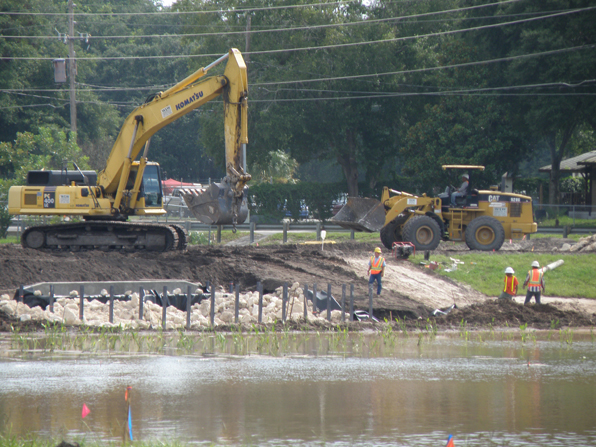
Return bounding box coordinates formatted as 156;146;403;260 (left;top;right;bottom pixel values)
2;0;523;40
4;4;594;60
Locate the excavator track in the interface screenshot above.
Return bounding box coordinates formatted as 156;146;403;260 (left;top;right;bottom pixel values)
21;221;183;252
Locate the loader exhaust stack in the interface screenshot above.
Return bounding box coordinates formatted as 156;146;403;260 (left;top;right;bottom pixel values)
331;197;386;233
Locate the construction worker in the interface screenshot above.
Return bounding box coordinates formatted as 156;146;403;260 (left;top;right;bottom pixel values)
499;267;518;300
367;247;386;295
451;173;469;207
523;260;545;304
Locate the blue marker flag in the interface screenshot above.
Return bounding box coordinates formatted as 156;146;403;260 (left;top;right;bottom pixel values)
128;406;133;441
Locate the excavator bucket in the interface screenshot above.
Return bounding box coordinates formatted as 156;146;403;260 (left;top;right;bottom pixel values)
183;182;248;226
330;197;386;232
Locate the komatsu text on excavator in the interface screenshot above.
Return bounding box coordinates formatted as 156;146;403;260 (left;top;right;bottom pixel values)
9;49;250;252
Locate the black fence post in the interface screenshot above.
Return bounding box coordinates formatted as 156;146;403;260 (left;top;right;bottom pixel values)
79;285;84;321
210;282;215;327
18;285;23;303
341;284;346;322
303;284;309;321
282;282;288;322
283;222;288;244
109;285;114;324
312;283;317;313
49;285;54;313
368;286;374;322
350;284;354;322
250;222;255;244
257;281;263;324
162;286;168;330
186;285;192;330
327;283;332;322
139;287;145;320
235;284;240;324
229;282;234;293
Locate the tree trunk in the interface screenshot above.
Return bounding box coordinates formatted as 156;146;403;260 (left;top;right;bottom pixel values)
546;124;576;205
337;130;359;197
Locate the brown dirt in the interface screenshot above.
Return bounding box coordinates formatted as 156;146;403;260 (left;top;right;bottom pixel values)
0;239;594;331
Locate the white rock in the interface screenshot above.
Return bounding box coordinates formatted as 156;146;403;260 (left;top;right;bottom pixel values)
69;290;79;297
63;307;79;325
34;290;42;296
173;288;182;295
561;243;571;251
100;289;108;297
1;294;10;300
220;311;233;323
19;314;32;322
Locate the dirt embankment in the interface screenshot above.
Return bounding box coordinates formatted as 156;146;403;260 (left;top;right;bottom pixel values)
0;239;594;331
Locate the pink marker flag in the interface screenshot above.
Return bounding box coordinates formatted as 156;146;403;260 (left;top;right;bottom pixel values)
82;403;91;419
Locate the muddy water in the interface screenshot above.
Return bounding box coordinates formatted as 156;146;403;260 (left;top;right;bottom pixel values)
1;333;596;446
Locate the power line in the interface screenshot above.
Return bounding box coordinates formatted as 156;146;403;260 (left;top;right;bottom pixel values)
2;0;524;40
252;44;596;86
4;5;593;61
2;44;593;95
1;0;360;16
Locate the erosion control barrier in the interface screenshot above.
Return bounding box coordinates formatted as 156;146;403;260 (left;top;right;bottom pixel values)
8;280;376;328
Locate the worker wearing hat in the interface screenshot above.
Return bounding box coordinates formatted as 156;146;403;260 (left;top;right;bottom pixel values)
367;247;386;295
499;267;518;300
450;173;469;207
522;260;545;304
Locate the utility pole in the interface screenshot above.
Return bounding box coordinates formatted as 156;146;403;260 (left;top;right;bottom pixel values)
68;0;77;134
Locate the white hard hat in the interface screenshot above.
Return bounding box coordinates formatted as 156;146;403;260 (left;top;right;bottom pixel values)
531;261;540;268
462;173;469;179
505;267;514;274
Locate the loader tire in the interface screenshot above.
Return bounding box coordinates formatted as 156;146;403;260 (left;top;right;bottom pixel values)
402;215;441;251
380;216;404;250
465;216;505;251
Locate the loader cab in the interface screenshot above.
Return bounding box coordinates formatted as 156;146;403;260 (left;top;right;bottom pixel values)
439;165;485;211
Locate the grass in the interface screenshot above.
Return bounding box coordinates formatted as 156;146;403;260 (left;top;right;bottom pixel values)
414;251;596;298
262;231;380;244
538;215;596;228
0;236;18;244
187;230;249;245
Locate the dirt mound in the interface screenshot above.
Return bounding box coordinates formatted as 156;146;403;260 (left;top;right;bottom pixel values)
1;241;594;332
438;299;595;329
435;235;584;253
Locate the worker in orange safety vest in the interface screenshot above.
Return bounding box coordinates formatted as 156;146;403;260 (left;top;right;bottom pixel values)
367;247;386;295
522;260;545;304
498;266;518;300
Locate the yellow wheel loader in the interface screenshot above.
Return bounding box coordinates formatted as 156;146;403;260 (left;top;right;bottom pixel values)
332;165;537;254
8;49;250;251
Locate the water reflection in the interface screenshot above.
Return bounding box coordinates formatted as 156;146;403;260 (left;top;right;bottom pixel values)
1;334;596;446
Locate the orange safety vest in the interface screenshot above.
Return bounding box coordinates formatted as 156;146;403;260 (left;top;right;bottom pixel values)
503;276;518;294
527;268;543;287
370;256;385;274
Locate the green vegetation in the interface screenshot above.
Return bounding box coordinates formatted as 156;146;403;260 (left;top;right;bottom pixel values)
187;230;249;245
415;252;596;299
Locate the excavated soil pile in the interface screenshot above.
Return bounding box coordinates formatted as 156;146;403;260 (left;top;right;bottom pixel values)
0;239;594;331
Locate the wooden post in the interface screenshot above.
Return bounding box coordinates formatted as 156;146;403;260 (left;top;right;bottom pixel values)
210;282;215;327
49;285;54;313
350;284;354;321
327;283;332;322
162;286;168;330
109;285;114;324
186;285;192;330
138;287;144;320
234;284;240;324
257;281;263;324
341;284;346;322
303;284;309;321
282;282;288;322
79;285;84;321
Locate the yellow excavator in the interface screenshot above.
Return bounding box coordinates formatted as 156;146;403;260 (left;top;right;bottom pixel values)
8;49;250;251
332;165;537;254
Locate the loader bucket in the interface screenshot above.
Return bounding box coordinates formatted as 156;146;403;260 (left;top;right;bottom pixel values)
330;197;386;232
183;182;248;226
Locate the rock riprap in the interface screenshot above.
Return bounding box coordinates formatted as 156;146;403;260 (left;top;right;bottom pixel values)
0;282;343;329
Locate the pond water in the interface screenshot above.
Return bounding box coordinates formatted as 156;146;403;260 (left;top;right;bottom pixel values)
1;331;596;446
